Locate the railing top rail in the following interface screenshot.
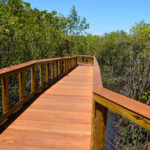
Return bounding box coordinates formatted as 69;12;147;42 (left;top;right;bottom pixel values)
0;56;77;78
93;57;103;90
94;88;150;120
72;55;93;58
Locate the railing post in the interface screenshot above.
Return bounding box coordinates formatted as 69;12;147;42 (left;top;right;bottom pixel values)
66;59;68;72
46;64;49;83
51;62;54;80
91;95;108;150
76;57;77;65
1;77;10;114
60;60;62;76
40;65;43;86
55;61;57;78
63;59;66;73
19;71;25;101
58;60;60;76
31;66;35;93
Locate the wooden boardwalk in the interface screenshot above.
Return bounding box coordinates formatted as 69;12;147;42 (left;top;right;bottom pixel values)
0;64;93;150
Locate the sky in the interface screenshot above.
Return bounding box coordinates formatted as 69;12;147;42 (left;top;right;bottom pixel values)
23;0;150;35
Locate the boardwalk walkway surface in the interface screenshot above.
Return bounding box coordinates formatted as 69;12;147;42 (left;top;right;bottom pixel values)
0;64;93;150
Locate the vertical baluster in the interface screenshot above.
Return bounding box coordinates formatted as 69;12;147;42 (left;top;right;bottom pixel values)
66;59;68;72
76;57;77;65
46;64;49;83
40;65;43;86
68;59;69;71
60;60;62;76
54;61;56;79
72;58;73;68
73;58;74;67
51;62;54;80
19;71;25;101
1;77;10;114
91;99;108;150
31;66;35;93
55;61;58;78
81;57;82;63
58;60;60;76
69;59;70;70
77;56;79;64
64;59;66;73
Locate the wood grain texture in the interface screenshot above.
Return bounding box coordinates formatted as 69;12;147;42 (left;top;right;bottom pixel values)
0;64;93;150
93;57;103;91
0;56;77;78
91;100;107;150
94;88;150;121
94;93;150;131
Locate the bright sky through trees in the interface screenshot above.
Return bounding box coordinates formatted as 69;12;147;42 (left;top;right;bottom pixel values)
18;0;150;35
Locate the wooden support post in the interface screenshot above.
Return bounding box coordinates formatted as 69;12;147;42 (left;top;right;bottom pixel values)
81;57;82;63
91;97;108;150
60;60;62;76
66;60;68;72
46;64;49;83
58;61;60;76
19;71;25;101
68;59;70;71
40;65;43;86
1;77;10;114
55;61;58;78
64;59;66;73
51;63;54;80
73;58;74;67
69;59;70;70
92;58;94;65
31;66;35;93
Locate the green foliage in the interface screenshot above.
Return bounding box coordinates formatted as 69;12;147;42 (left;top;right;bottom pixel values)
0;1;89;68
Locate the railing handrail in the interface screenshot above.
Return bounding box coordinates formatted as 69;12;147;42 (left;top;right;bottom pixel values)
0;56;77;78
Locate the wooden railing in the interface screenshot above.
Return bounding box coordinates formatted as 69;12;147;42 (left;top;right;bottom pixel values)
0;55;149;149
0;56;79;123
90;57;150;150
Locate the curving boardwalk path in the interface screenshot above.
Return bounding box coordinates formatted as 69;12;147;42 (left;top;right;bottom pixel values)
0;64;93;150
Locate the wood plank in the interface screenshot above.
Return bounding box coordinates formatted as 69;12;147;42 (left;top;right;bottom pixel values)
93;93;150;131
0;64;93;150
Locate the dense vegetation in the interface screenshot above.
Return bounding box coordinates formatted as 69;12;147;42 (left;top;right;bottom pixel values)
0;0;150;149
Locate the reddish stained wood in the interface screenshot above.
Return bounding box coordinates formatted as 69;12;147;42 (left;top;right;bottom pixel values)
0;56;77;78
94;88;150;120
0;64;93;150
93;57;103;90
